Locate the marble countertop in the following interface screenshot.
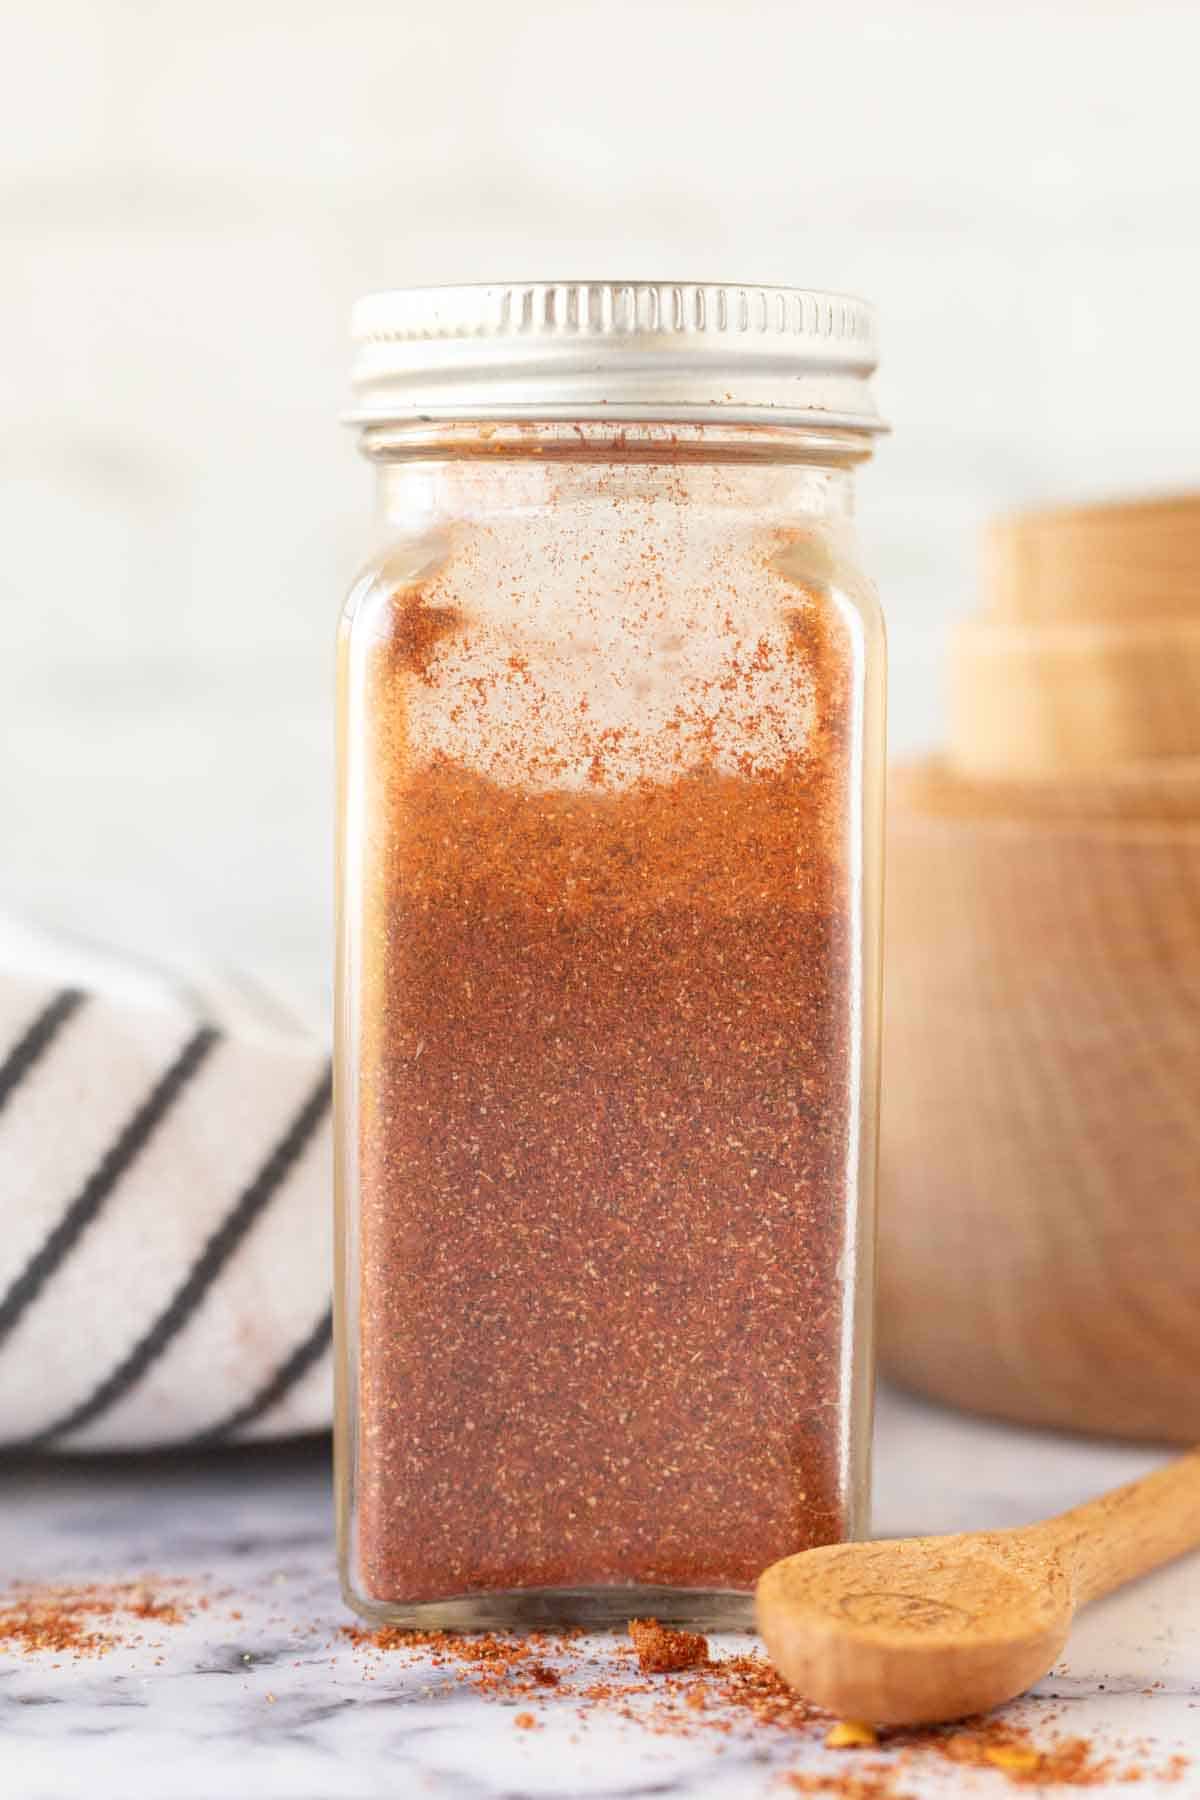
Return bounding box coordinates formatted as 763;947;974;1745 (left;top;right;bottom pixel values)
2;1387;1197;1800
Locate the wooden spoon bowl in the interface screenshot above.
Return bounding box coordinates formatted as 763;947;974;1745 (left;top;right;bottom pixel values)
757;1451;1200;1727
758;1534;1070;1726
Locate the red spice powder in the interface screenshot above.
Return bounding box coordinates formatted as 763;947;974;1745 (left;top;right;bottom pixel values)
390;586;464;680
0;1582;189;1658
341;1624;1190;1790
785;1772;910;1800
629;1617;709;1673
351;536;859;1604
895;1715;1173;1787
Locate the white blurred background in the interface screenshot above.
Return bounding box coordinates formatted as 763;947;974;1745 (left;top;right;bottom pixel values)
3;0;1197;1023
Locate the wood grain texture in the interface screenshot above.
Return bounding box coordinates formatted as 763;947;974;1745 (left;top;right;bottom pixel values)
887;488;1200;1439
757;1450;1200;1725
880;766;1200;1442
982;494;1200;626
949;616;1200;774
1041;1447;1200;1606
891;754;1200;823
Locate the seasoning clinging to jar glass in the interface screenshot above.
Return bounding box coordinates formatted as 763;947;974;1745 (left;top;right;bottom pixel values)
336;282;887;1628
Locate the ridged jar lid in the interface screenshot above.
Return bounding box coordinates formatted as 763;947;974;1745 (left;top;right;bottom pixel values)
348;281;884;432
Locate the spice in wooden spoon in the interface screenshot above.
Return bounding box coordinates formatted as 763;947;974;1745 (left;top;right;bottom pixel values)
756;1449;1200;1726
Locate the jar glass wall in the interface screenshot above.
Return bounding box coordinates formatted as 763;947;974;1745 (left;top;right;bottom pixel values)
335;420;884;1630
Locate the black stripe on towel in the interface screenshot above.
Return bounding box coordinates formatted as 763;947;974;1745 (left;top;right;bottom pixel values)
187;1305;333;1445
0;1025;219;1354
0;988;85;1117
31;1063;332;1446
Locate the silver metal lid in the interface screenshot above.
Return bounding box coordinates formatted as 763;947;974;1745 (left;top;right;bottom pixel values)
348;281;884;432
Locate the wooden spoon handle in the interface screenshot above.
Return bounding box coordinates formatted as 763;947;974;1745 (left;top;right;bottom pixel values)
1034;1449;1200;1607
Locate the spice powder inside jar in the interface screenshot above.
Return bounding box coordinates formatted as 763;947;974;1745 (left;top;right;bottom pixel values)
343;436;875;1613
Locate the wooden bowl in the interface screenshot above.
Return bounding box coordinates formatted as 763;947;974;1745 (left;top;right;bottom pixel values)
952;493;1200;776
893;755;1200;824
982;492;1200;625
879;758;1200;1443
949;618;1200;775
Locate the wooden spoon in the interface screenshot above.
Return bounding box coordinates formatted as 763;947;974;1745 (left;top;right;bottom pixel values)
756;1451;1200;1726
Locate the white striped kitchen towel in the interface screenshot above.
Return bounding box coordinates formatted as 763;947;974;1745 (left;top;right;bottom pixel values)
0;915;332;1450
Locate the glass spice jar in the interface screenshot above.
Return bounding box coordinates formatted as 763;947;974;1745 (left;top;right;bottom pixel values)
336;282;887;1629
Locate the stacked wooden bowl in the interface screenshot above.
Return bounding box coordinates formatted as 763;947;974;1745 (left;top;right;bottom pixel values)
880;494;1200;1444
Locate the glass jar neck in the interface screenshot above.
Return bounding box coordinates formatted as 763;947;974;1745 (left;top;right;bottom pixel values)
358;419;873;462
361;420;868;538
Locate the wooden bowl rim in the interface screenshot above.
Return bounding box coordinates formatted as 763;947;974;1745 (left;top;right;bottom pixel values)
890;756;1200;836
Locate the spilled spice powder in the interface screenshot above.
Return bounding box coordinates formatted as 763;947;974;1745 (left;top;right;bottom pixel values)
341;1625;1190;1790
901;1714;1164;1787
0;1582;189;1658
629;1617;709;1673
785;1772;909;1800
338;1621;580;1701
345;462;869;1608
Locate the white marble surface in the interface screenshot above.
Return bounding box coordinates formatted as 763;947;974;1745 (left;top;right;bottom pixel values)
2;1387;1198;1799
